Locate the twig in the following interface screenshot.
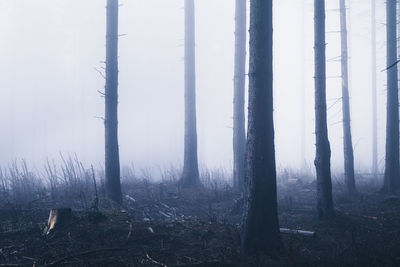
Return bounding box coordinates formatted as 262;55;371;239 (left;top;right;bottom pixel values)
144;249;166;267
382;59;400;72
94;67;106;79
91;165;99;212
127;223;133;241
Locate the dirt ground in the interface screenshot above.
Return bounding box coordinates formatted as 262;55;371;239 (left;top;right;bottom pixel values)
1;175;400;266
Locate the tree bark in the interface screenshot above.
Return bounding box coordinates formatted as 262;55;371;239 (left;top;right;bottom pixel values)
339;0;356;193
382;0;399;194
371;0;378;175
181;0;200;188
105;0;122;204
314;0;335;219
233;0;246;192
242;0;282;255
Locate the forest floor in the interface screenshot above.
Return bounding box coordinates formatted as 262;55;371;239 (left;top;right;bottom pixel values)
0;174;400;266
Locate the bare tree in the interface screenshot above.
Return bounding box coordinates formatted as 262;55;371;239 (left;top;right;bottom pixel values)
104;0;122;203
371;0;378;175
242;0;282;255
314;0;334;218
181;0;200;188
382;0;399;194
339;0;356;193
233;0;246;192
301;0;307;169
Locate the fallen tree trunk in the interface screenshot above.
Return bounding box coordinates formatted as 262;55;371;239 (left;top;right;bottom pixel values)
280;228;316;237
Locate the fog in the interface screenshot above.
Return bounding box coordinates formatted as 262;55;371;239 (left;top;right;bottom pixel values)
0;0;388;176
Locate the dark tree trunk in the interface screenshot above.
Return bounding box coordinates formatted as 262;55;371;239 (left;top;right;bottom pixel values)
382;0;399;194
371;0;378;175
398;0;400;182
339;0;356;194
105;0;122;204
314;0;335;219
181;0;200;188
233;0;246;192
242;0;282;255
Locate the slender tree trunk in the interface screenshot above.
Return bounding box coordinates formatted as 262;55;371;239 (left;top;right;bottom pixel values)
233;0;246;192
242;0;282;255
371;0;378;175
398;0;400;181
181;0;200;188
382;0;399;194
301;0;307;169
105;0;122;204
314;0;335;219
339;0;356;193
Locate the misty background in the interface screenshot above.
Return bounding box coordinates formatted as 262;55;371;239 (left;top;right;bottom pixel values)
0;0;388;178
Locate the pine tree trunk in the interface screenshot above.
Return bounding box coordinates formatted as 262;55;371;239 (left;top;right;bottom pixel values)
371;0;378;175
339;0;356;193
398;0;400;182
314;0;335;219
242;0;282;255
233;0;246;192
105;0;122;204
382;0;399;194
181;0;200;188
301;0;307;169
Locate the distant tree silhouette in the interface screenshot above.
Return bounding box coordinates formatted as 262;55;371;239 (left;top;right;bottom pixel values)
233;0;246;192
104;0;122;204
339;0;356;194
181;0;200;188
371;0;378;175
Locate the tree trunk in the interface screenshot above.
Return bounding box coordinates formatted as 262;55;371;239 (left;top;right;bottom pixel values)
398;0;400;182
301;0;307;169
105;0;122;204
314;0;335;219
371;0;378;175
339;0;356;193
382;0;399;194
233;0;246;192
181;0;200;188
242;0;282;255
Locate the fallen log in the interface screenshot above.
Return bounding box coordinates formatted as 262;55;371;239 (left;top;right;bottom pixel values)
280;228;316;237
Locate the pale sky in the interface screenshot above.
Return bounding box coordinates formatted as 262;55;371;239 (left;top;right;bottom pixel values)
0;0;388;177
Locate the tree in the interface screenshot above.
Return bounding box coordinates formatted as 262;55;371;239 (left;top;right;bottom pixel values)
300;0;307;170
339;0;356;193
314;0;335;218
104;0;122;204
382;0;399;194
242;0;282;255
233;0;246;192
371;0;378;175
181;0;200;188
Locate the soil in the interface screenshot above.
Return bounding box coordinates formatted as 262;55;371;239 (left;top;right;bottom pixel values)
1;176;400;266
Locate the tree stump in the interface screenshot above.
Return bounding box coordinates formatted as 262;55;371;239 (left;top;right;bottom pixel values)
44;208;72;235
